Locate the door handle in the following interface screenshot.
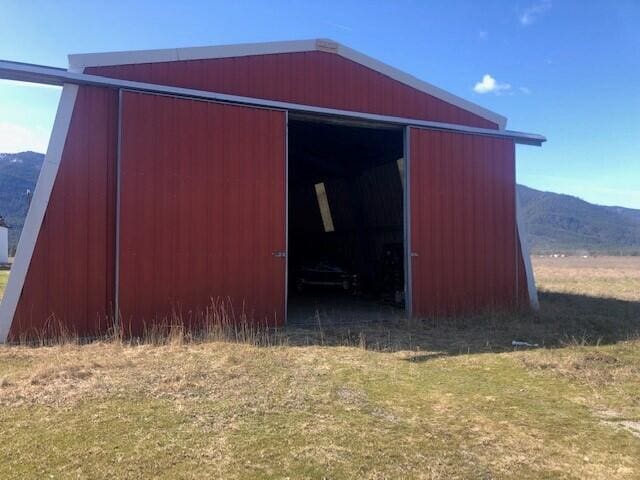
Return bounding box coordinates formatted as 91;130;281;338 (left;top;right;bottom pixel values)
410;252;419;257
272;251;287;258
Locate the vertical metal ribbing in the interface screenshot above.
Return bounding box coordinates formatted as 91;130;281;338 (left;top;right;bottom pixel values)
0;84;79;342
114;89;123;331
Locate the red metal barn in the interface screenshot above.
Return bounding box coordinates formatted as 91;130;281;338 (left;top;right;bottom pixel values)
0;39;544;341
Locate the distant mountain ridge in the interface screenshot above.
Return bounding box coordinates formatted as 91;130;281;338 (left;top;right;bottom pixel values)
517;185;640;255
0;151;639;255
0;151;43;252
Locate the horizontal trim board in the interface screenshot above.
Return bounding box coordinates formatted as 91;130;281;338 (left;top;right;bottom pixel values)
0;60;545;146
68;38;507;128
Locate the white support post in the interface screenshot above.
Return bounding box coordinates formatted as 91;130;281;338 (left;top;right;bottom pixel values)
516;192;539;310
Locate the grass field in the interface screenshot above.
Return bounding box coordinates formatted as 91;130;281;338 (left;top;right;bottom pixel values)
0;270;8;301
0;257;639;479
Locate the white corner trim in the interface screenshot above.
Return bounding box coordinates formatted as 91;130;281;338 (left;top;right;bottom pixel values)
67;64;85;74
516;192;539;310
0;83;79;342
68;38;506;129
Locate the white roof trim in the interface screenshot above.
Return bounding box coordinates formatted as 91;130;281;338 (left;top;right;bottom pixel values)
0;84;79;342
0;59;545;145
69;39;507;129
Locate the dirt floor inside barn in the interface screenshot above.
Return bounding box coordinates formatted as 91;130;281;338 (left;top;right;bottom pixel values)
0;256;639;479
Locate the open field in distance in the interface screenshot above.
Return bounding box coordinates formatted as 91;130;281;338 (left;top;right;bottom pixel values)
533;256;640;301
0;270;8;301
0;257;639;479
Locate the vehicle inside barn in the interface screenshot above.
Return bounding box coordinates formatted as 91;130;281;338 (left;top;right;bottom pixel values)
287;117;405;323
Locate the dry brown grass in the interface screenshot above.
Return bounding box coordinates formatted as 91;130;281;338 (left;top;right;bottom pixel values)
0;257;639;479
2;338;639;479
533;255;640;301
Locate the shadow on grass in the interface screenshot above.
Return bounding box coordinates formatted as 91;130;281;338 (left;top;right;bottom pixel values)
280;291;640;357
6;291;638;358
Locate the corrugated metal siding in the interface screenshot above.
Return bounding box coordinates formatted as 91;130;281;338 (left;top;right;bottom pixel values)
118;92;286;335
86;51;499;130
409;128;526;317
9;86;118;340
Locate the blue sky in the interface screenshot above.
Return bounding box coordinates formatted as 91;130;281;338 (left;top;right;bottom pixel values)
1;0;639;207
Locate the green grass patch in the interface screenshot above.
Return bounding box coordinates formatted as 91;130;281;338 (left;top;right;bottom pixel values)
0;342;639;479
0;270;8;300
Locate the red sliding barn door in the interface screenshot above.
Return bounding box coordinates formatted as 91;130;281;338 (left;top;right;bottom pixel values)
118;92;286;335
409;127;521;318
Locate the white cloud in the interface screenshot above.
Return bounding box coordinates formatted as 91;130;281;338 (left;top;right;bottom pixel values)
519;86;532;94
473;74;512;95
0;122;50;153
519;0;552;26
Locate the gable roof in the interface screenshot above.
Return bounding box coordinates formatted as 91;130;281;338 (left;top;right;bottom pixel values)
68;39;507;129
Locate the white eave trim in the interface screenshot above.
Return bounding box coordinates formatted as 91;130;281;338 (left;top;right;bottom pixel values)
68;38;507;129
0;60;546;146
0;84;79;342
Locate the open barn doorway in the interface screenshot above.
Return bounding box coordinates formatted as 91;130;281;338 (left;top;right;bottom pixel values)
287;116;406;325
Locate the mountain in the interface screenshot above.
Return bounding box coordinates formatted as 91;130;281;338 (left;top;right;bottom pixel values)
0;151;639;256
0;151;44;253
517;185;640;255
604;205;640;225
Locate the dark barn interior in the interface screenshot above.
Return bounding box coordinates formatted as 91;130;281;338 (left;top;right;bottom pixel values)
287;117;405;324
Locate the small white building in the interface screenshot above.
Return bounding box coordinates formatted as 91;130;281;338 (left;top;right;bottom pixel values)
0;216;8;264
